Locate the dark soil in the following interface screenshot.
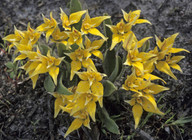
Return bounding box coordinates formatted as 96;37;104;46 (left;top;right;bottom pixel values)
0;0;192;140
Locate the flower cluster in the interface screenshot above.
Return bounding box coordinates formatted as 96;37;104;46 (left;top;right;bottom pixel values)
3;1;189;138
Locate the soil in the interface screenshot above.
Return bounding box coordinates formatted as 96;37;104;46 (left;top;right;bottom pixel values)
0;0;192;140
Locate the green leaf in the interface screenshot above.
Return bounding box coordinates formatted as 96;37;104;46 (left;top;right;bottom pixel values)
103;80;117;97
170;116;192;125
141;40;150;52
55;72;73;95
70;0;83;30
39;44;49;55
10;71;16;79
98;107;120;134
57;43;67;57
109;56;122;82
102;13;113;51
103;49;116;77
5;62;14;69
44;75;55;92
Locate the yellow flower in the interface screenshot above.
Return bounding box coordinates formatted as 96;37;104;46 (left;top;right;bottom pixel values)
122;9;151;25
19;49;63;88
3;26;24;52
23;23;41;45
76;70;105;107
122;71;169;94
60;8;86;30
123;33;152;51
81;11;110;40
68;27;84;47
126;93;164;129
53;93;74;118
149;33;190;80
154;33;189;60
84;36;105;60
67;48;96;80
64;110;90;138
51;26;68;45
124;46;156;73
106;19;132;50
36;12;57;42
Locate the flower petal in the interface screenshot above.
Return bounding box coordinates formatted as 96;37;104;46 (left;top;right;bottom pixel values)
156;61;177;80
64;118;83;138
132;104;143;129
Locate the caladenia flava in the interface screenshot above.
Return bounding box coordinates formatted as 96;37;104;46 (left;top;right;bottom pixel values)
3;0;190;138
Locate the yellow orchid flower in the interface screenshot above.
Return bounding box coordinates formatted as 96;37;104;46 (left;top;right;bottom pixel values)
133;61;166;83
64;110;90;138
122;9;151;25
53;92;75;118
3;26;24;52
76;70;105;107
123;33;152;51
154;33;189;60
125;93;164;128
36;12;57;42
124;46;156;73
106;19;132;50
84;36;105;60
68;27;84;47
122;71;169;95
19;49;62;88
51;26;68;45
67;48;96;80
60;8;86;30
23;23;41;45
81;11;110;40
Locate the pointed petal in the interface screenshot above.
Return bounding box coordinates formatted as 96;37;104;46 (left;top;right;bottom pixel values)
135;19;151;24
148;84;169;94
76;81;90;93
110;34;121;50
49;66;59;85
64;119;83;138
54;97;65;118
69;10;86;24
70;61;81;80
137;37;152;48
83;116;91;129
142;96;164;115
91;82;103;97
91;16;111;27
132;104;143;129
170;64;182;72
168;48;190;53
88;28;107;40
46;28;55;42
14;53;27;62
156;61;177;80
91;50;103;60
87;101;96;122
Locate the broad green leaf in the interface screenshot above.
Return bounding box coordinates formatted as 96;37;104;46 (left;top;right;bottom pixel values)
103;49;116;77
109;56;122;82
55;72;73;95
70;0;83;30
39;44;49;55
103;80;117;97
5;62;14;69
102;13;113;50
57;43;67;57
98;107;120;134
44;75;55;92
